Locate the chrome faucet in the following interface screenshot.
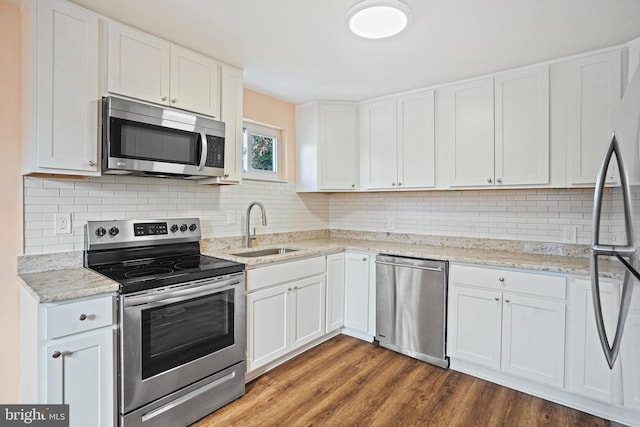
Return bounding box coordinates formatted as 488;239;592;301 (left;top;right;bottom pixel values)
245;201;267;248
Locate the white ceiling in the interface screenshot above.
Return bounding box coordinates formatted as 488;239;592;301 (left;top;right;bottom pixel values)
17;0;640;104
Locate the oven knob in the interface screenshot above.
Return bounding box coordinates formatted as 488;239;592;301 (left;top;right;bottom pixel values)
180;224;188;232
109;226;119;236
189;223;197;232
170;224;179;233
95;227;106;237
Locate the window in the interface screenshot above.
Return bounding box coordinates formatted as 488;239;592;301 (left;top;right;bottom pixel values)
242;122;280;180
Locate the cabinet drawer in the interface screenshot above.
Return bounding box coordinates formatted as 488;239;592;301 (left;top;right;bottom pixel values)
450;264;566;299
247;256;326;292
45;295;115;339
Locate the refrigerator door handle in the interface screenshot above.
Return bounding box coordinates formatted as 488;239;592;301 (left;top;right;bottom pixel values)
590;132;637;369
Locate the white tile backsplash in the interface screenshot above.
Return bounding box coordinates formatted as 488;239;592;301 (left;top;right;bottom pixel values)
23;175;616;254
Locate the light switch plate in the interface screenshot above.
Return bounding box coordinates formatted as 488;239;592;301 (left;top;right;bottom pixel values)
562;226;577;243
54;213;72;235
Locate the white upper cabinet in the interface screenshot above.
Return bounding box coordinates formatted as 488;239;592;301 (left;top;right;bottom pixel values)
22;0;100;176
296;102;358;192
495;66;550;186
361;89;436;190
107;21;220;118
443;65;550;188
442;78;495;187
565;50;621;186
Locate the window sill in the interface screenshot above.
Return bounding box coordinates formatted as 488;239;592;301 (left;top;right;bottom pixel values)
242;176;289;184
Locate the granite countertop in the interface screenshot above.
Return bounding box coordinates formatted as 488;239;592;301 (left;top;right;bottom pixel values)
19;231;600;304
19;268;119;303
204;237;595;276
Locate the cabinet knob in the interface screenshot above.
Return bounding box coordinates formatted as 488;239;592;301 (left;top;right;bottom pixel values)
499;277;505;283
351;184;355;188
52;351;62;359
171;99;177;104
88;160;96;167
161;96;168;102
287;288;292;292
391;182;396;187
79;314;87;321
398;182;403;187
494;297;500;301
362;257;367;262
224;173;230;178
496;178;502;184
505;299;510;303
487;178;493;183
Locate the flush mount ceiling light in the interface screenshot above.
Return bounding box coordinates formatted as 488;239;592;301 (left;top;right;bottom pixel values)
346;0;412;39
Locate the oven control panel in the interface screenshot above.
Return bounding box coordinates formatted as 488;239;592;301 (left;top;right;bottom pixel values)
86;218;201;250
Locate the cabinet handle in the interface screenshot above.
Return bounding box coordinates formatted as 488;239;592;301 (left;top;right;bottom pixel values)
52;351;72;359
161;96;168;102
487;178;493;184
398;182;403;187
171;99;178;104
498;277;505;283
392;182;396;187
505;299;510;303
496;178;502;184
79;314;87;321
88;160;96;167
494;297;500;301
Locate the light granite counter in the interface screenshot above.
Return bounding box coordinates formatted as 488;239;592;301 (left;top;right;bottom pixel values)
19;268;118;303
18;229;604;303
204;237;598;277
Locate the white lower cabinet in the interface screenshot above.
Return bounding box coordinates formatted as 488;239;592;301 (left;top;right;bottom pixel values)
343;251;376;340
325;253;346;333
447;264;566;388
621;283;640;411
20;290;116;427
246;257;326;372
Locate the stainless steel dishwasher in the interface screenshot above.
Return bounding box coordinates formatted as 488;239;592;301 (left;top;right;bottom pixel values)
376;254;449;368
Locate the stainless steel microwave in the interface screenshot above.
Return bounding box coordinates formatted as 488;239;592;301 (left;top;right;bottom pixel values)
102;96;226;179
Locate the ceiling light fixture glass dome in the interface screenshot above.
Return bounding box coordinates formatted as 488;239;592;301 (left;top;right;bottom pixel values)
346;0;412;39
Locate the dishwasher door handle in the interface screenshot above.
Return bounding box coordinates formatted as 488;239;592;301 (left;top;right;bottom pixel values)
375;260;442;272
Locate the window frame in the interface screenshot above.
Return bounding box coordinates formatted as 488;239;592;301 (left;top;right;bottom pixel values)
242;121;283;181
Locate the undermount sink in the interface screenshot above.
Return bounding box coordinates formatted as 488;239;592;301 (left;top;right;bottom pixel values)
230;247;300;258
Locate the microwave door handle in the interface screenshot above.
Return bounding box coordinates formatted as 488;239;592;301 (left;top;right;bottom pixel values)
590;132;637;368
198;131;207;171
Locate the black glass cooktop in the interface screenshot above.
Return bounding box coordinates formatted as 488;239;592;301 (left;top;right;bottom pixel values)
89;253;244;294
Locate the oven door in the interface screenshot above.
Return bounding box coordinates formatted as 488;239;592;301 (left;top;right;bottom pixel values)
119;272;245;414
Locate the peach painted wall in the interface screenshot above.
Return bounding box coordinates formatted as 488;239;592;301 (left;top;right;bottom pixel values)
0;0;23;403
243;88;296;182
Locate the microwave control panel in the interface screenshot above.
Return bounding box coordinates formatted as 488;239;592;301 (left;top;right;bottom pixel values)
205;135;225;168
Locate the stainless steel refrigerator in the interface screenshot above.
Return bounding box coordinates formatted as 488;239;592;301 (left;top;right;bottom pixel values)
590;64;640;370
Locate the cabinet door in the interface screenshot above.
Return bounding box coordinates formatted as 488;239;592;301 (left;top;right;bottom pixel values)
495;65;550;186
326;253;346;332
344;253;371;333
218;65;243;183
36;0;99;174
569;279;621;403
319;103;358;190
169;45;220;117
107;21;170;105
447;285;502;369
622;289;640;411
46;330;114;427
501;293;565;387
567;50;621;186
397;90;436;189
362;99;398;189
291;275;326;348
444;78;495;187
246;284;290;371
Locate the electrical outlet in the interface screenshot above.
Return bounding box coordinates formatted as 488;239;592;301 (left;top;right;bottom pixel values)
386;218;395;231
563;226;577;243
54;213;72;235
226;210;236;225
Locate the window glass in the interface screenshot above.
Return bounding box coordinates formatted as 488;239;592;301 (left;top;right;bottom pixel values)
243;123;280;179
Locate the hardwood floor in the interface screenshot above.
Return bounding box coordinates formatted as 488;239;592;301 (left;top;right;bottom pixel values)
192;335;607;426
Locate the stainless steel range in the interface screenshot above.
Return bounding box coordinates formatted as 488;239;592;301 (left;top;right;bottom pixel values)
84;218;246;427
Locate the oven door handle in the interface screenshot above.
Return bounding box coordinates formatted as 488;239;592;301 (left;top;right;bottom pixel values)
123;278;241;308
